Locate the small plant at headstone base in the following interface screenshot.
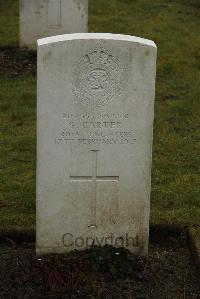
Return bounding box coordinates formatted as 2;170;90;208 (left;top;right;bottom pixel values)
23;254;91;292
82;246;152;281
23;246;152;293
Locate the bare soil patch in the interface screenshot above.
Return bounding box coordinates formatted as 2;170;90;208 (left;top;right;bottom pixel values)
0;231;199;299
0;47;36;78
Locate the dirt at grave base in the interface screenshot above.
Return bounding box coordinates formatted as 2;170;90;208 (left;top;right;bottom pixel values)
0;47;36;78
0;234;199;299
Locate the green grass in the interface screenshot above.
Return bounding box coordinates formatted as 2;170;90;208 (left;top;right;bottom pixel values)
0;0;199;232
0;78;36;230
0;0;19;47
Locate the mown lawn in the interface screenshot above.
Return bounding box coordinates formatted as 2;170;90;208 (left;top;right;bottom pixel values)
0;0;199;233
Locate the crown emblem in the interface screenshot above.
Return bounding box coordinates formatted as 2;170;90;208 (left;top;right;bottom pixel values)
87;49;109;65
73;47;121;107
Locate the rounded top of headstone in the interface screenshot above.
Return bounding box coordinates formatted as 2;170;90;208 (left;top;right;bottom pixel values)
37;33;156;48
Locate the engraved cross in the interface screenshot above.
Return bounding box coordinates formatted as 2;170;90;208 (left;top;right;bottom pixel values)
70;150;119;228
47;0;61;28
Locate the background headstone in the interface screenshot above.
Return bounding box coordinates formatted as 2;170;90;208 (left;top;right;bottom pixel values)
37;33;157;255
20;0;88;49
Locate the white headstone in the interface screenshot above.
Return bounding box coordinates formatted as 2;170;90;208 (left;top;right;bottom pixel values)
37;33;157;255
20;0;88;49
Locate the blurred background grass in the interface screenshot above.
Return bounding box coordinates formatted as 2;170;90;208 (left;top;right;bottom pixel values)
0;0;199;233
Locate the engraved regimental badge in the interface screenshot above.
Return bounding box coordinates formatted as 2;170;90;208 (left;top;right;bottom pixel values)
73;48;121;107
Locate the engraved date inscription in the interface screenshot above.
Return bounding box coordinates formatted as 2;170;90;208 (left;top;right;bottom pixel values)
54;112;136;146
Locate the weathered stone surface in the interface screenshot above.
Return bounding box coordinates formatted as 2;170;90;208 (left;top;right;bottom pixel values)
20;0;88;49
37;33;157;255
